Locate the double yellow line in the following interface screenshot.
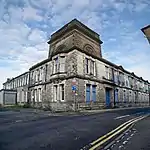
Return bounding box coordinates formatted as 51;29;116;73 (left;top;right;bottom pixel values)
81;115;148;150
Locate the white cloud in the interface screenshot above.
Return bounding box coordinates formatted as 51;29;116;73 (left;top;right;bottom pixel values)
22;6;43;21
0;0;150;89
28;29;47;44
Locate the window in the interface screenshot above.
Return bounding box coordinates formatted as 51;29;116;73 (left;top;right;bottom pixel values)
31;72;34;83
53;56;66;74
21;78;23;86
31;90;33;102
22;90;24;102
40;67;43;81
33;72;35;83
19;79;21;87
53;84;65;101
114;71;118;83
60;56;65;72
123;90;126;102
54;57;59;73
37;69;40;81
34;89;37;102
45;64;48;82
85;58;89;74
86;84;97;103
24;77;26;85
86;84;91;102
54;85;58;101
23;77;25;86
85;58;95;75
90;60;94;75
14;81;15;88
38;88;41;102
36;70;39;82
105;66;109;79
25;91;27;102
26;76;28;85
60;84;64;101
110;68;113;80
92;85;96;102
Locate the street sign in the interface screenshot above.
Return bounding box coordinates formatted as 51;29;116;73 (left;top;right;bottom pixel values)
72;85;76;91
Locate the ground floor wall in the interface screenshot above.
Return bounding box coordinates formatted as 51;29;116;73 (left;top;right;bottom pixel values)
116;87;149;107
27;78;150;111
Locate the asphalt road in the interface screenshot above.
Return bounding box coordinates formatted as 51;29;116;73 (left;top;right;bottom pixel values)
0;107;150;150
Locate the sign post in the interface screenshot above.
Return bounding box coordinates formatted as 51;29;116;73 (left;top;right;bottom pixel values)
72;79;77;111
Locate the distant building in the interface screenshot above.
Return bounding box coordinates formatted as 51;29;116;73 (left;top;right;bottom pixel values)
2;72;29;105
141;25;150;44
1;19;150;111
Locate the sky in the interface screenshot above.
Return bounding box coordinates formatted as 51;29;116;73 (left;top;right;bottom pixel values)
0;0;150;88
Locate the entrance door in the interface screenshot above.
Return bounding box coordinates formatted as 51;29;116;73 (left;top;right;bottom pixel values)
106;88;110;106
86;84;90;103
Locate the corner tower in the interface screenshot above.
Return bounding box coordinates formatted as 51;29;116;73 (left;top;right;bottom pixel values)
48;19;103;59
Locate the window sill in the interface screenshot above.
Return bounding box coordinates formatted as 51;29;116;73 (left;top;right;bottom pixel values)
102;77;113;82
53;100;65;103
85;73;96;77
51;72;67;76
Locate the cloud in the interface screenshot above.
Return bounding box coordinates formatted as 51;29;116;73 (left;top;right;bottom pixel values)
28;29;47;44
22;6;43;21
0;0;150;89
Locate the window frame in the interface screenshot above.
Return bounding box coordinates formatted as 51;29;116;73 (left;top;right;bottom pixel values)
59;56;66;73
53;85;58;102
60;84;65;101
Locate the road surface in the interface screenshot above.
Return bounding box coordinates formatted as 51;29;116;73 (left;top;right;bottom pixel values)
0;107;150;150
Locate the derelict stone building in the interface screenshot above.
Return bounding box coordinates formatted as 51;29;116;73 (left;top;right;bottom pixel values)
2;19;150;111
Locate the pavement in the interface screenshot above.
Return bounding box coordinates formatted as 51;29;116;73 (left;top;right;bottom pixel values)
0;107;150;150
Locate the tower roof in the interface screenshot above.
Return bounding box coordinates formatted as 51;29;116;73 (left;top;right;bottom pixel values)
48;19;103;44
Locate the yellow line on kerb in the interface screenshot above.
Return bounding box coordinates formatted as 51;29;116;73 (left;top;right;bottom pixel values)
90;116;140;146
89;115;148;150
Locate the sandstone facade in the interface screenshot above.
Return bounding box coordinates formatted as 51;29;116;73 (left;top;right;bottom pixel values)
2;19;150;111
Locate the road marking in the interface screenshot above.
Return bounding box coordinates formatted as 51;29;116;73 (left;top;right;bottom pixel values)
127;137;131;141
119;145;124;149
88;115;148;150
114;115;130;120
90;116;141;146
123;141;128;145
130;133;134;137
